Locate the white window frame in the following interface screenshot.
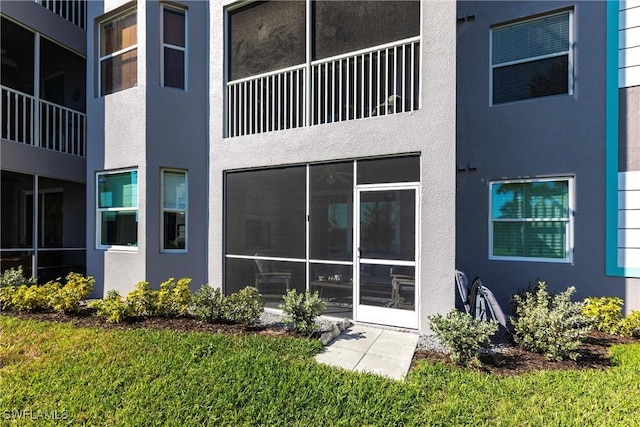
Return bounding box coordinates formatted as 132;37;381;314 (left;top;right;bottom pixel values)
161;168;188;253
488;177;574;263
489;9;574;106
96;169;138;251
160;3;188;90
98;7;137;96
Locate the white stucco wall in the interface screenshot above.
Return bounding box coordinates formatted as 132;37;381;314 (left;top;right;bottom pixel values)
86;0;147;295
208;0;457;332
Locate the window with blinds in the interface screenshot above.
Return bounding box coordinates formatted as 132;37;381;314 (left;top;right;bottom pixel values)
99;9;137;96
491;10;572;105
489;178;573;262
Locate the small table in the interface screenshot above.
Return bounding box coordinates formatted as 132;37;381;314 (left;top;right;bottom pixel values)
310;280;352;299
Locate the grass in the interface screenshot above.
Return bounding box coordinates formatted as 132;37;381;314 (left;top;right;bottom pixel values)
1;316;640;426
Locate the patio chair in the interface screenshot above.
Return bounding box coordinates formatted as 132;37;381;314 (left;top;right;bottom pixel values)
455;269;508;329
254;258;291;296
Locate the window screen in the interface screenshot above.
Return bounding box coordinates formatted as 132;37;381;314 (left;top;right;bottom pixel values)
228;0;306;81
491;11;571;104
313;0;420;60
225;166;306;258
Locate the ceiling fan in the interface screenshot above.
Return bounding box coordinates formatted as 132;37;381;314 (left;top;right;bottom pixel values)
313;167;352;185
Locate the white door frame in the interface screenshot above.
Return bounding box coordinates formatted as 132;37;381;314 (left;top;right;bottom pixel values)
354;183;419;329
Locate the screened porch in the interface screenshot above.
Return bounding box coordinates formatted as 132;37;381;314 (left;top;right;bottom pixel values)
226;0;421;137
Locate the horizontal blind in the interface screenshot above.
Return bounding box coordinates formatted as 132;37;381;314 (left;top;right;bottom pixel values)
492;12;570;66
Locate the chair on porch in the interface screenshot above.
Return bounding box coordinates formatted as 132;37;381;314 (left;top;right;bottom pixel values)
254;258;291;297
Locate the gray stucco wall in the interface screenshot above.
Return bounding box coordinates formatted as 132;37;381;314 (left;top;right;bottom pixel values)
456;1;640;313
142;0;209;290
0;141;85;183
86;0;209;296
210;0;457;332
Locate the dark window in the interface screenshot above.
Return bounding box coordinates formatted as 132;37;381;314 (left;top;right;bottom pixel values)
162;6;186;89
491;11;571;105
357;156;420;184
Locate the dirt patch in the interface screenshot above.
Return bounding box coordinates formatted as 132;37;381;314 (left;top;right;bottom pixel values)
413;331;639;376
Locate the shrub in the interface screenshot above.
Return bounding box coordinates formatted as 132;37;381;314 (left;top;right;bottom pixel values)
0;266;38;288
280;289;326;334
126;281;158;317
222;286;264;325
1;282;58;312
48;273;95;314
191;284;224;323
428;309;498;367
511;281;591;361
156;278;193;317
582;297;624;335
619;310;640;338
89;290;130;323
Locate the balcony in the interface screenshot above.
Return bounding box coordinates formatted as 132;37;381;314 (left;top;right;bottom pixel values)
35;0;86;30
1;85;86;156
1;16;86;157
227;37;420;138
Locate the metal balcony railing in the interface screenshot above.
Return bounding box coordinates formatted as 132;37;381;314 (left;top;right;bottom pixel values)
226;38;420;138
1;85;86;157
227;65;306;138
35;0;86;29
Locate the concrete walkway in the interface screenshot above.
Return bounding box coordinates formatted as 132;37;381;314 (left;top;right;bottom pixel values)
314;324;419;380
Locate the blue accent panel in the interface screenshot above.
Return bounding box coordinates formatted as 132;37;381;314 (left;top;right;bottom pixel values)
606;1;640;278
606;0;621;276
606;0;619;276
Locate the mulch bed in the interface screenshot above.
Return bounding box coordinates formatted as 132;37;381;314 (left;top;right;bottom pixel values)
413;331;639;376
1;309;301;338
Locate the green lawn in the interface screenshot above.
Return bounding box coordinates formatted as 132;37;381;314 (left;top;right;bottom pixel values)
2;316;640;426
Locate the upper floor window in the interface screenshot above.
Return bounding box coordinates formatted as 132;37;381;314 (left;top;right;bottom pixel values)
99;9;137;96
97;169;138;250
489;177;573;263
491;10;573;105
161;4;187;89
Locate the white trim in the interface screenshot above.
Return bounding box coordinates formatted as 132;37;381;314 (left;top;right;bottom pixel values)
488;176;574;263
225;254;306;263
354;184;419;329
309;259;353;266
161;168;188;253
